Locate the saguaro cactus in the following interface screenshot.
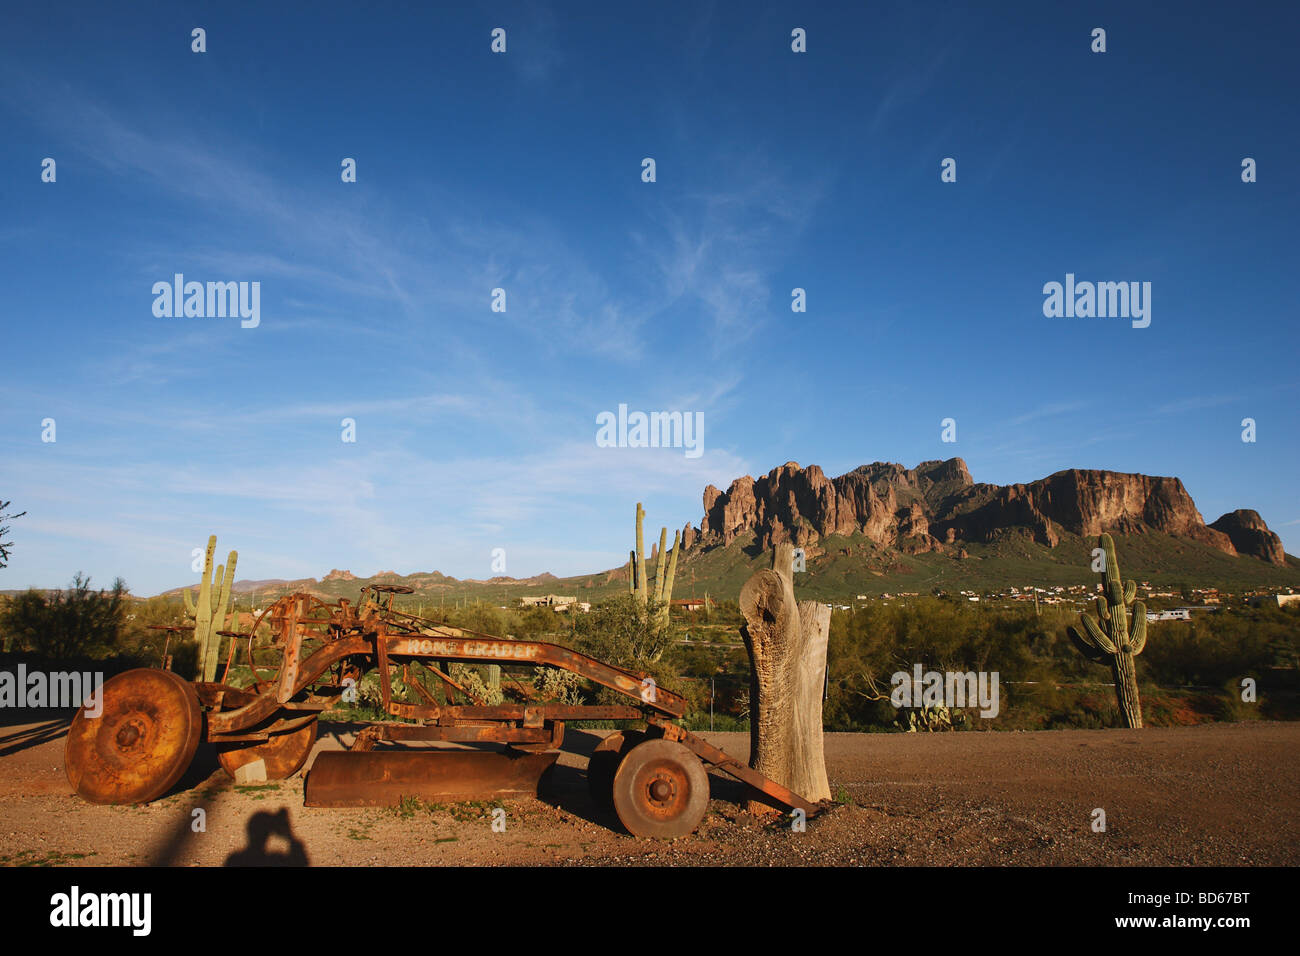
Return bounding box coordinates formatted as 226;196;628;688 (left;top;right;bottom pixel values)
183;534;238;682
630;503;679;629
658;530;680;630
1067;533;1148;728
634;502;648;604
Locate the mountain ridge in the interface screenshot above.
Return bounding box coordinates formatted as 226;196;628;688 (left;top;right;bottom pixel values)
154;458;1293;600
684;457;1284;565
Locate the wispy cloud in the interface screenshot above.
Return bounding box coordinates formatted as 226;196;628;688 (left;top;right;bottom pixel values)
1004;401;1089;428
637;158;826;354
1155;394;1239;416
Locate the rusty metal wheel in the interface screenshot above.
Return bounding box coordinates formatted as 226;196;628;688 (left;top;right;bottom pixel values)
587;729;646;808
217;717;318;780
611;738;709;838
65;668;202;805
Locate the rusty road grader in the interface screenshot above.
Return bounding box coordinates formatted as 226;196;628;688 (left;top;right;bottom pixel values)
64;586;818;838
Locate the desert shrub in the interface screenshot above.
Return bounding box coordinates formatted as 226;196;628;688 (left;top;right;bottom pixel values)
446;664;504;705
0;574;127;659
533;665;583;705
446;602;508;637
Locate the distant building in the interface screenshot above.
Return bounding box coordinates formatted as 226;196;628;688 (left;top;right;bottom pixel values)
1146;607;1217;622
1147;609;1191;622
519;594;578;609
671;598;706;612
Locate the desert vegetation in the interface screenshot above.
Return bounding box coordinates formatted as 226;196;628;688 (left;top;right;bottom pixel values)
2;578;1295;732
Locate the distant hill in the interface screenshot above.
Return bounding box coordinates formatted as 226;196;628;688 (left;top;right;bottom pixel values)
158;568;579;606
154;459;1299;605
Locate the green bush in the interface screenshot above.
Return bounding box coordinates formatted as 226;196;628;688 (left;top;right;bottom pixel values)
0;574;127;659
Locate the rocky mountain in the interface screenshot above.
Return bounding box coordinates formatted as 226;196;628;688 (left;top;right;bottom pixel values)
1209;510;1287;565
147;459;1291;601
684;458;1288;565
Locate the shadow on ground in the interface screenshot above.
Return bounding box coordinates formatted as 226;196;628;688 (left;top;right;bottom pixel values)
0;715;72;756
224;808;310;866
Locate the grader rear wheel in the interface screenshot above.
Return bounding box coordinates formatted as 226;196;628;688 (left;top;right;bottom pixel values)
587;729;646;808
611;738;710;838
218;718;318;780
64;668;202;805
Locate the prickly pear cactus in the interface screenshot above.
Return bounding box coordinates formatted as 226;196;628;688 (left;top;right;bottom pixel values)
899;703;970;732
1067;533;1148;728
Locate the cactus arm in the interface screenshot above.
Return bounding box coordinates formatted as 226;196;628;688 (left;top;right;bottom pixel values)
183;587;195;615
1124;579;1137;605
1128;603;1147;655
653;527;668;603
1095;596;1109;622
1079;611;1117;655
1067;625;1107;663
211;564;224;613
196;536;215;618
194;537;215;643
217;552;236;622
663;530;680;604
628;550;637;595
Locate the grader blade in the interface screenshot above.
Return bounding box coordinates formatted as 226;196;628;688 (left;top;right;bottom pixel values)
304;749;558;807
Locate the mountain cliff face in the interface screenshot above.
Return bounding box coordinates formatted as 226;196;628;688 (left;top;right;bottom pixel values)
1209;510;1287;565
685;458;1286;565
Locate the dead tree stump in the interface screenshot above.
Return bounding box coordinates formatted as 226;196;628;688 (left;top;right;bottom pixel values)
739;542;832;810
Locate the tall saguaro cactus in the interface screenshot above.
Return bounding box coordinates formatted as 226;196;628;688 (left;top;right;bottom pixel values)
1067;533;1148;728
183;534;238;682
634;503;648;604
659;530;680;630
629;503;679;630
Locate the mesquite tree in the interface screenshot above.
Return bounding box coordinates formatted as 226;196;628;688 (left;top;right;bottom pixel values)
739;541;831;808
0;500;24;568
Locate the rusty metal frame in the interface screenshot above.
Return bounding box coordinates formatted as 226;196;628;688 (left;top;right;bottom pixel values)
196;589;817;815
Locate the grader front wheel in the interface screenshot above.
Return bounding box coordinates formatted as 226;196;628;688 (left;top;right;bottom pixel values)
64;668;202;804
218;718;318;780
611;738;709;838
587;729;646;808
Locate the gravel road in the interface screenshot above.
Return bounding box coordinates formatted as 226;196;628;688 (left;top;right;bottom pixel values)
2;719;1294;866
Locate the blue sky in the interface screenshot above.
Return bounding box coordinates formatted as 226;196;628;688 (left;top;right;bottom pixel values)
2;0;1297;595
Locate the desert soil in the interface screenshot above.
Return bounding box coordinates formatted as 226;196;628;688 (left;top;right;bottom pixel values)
1;718;1295;866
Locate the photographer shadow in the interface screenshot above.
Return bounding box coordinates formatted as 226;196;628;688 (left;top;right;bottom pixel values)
224;807;310;867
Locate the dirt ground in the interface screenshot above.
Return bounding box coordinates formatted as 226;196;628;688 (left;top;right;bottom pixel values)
2;717;1296;866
